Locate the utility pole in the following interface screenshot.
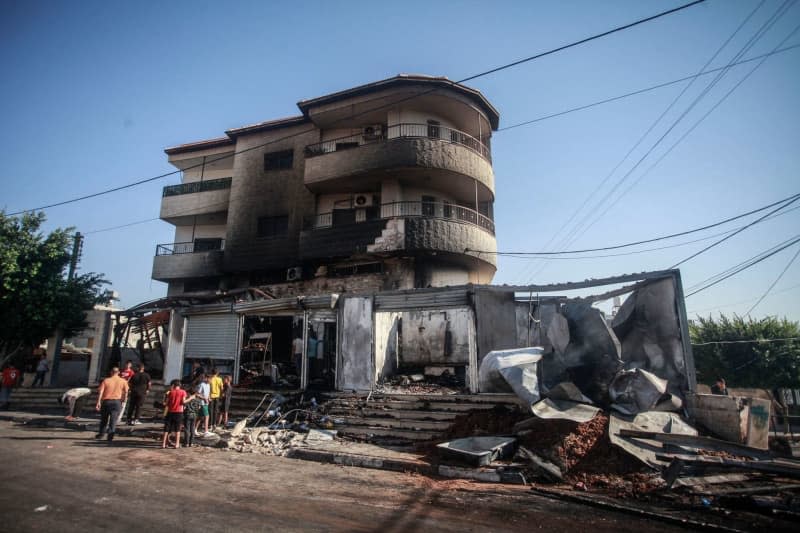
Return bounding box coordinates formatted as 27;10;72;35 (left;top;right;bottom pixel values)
50;232;83;386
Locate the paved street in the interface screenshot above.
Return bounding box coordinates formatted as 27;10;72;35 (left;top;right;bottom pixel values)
0;420;699;533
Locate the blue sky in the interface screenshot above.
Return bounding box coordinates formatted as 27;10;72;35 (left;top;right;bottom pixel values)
2;0;798;320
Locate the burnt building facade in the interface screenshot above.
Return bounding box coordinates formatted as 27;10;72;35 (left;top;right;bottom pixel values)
151;75;499;297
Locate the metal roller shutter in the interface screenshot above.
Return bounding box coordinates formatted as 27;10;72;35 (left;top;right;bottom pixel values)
184;313;239;359
374;288;470;311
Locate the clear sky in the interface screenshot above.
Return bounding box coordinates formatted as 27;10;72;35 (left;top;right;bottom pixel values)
2;0;798;321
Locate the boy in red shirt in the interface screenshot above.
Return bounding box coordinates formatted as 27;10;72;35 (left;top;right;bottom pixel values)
161;380;187;449
1;364;21;409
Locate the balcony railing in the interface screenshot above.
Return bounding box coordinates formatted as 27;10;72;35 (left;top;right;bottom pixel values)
155;239;225;256
303;201;494;235
304;123;491;162
162;177;232;197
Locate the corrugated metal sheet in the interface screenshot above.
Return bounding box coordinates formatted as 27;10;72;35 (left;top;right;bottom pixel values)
374;288;470;311
233;295;338;315
184;313;239;359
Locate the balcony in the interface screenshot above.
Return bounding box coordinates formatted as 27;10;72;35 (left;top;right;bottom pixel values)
303;124;495;195
299;201;496;268
304;201;494;235
159;177;232;225
151;239;225;281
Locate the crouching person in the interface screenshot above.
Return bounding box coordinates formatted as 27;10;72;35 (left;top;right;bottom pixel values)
61;387;91;420
162;380;186;449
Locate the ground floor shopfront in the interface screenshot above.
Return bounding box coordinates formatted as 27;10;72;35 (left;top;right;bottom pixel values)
158;270;696;396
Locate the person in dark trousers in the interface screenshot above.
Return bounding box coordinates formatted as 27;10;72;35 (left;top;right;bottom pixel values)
127;363;151;425
162;380;186;449
710;377;728;395
183;392;202;447
32;355;49;387
95;367;129;442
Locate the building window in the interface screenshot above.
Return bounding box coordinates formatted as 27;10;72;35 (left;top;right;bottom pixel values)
427;120;440;139
193;238;223;252
422;195;436;216
264;149;294;171
257;215;289;237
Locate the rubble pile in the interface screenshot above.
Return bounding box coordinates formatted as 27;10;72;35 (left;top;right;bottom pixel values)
216;427;307;455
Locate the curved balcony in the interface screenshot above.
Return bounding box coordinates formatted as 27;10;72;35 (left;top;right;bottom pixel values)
151;240;224;281
159;177;231;225
299;201;497;269
303;124;494;196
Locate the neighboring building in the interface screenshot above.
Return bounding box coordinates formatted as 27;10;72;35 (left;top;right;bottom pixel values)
151;74;499;298
44;304;115;386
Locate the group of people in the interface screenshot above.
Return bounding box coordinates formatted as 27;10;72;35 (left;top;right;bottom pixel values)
162;367;233;449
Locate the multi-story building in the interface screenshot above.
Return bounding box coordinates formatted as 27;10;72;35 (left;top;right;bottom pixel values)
152;74;499;300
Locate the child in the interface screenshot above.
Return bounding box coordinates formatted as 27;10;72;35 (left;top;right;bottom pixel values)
161;380;186;449
183;393;202;447
219;375;233;427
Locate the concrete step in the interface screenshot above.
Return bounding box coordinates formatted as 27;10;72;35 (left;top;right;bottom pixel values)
327;407;460;421
331;416;451;432
327;400;507;413
322;392;521;404
335;425;442;442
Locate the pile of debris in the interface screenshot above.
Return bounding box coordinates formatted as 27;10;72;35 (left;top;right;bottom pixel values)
210;394;340;455
378;368;465;395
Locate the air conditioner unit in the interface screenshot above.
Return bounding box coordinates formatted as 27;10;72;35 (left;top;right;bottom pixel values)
286;266;303;282
362;124;383;139
353;194;374;207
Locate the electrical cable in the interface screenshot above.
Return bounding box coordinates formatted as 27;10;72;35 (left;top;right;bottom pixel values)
467;192;799;255
685;235;800;297
691;337;800;346
685;233;800;290
517;1;794;284
6;0;707;217
670;194;800;268
496;44;800;132
548;1;795;268
687;282;800;313
745;245;800;316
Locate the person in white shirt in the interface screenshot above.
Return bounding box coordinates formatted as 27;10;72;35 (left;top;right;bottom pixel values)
194;374;213;437
60;387;92;420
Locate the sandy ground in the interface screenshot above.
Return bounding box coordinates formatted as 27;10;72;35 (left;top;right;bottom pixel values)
0;419;697;533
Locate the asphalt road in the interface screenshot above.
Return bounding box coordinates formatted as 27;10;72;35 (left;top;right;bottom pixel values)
0;420;696;532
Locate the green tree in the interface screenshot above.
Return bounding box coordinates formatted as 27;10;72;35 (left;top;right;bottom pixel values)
0;211;108;366
690;314;800;389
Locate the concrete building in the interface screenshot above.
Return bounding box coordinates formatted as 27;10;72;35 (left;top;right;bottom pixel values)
151;74;499;298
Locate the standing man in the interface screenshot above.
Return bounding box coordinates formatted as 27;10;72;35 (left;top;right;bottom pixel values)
0;364;21;409
208;368;223;430
32;355;49;387
194;373;213;437
292;334;304;377
126;364;151;425
711;377;729;396
116;360;135;425
95;367;129;442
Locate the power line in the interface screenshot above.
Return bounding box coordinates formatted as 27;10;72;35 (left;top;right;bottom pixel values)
468;192;799;255
692;337;800;346
497;44;800;132
687;282;800;313
516;1;794;284
6;1;708;217
685;234;800;291
746;245;800;316
686;235;800;297
547;1;795;271
670;194;800;268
